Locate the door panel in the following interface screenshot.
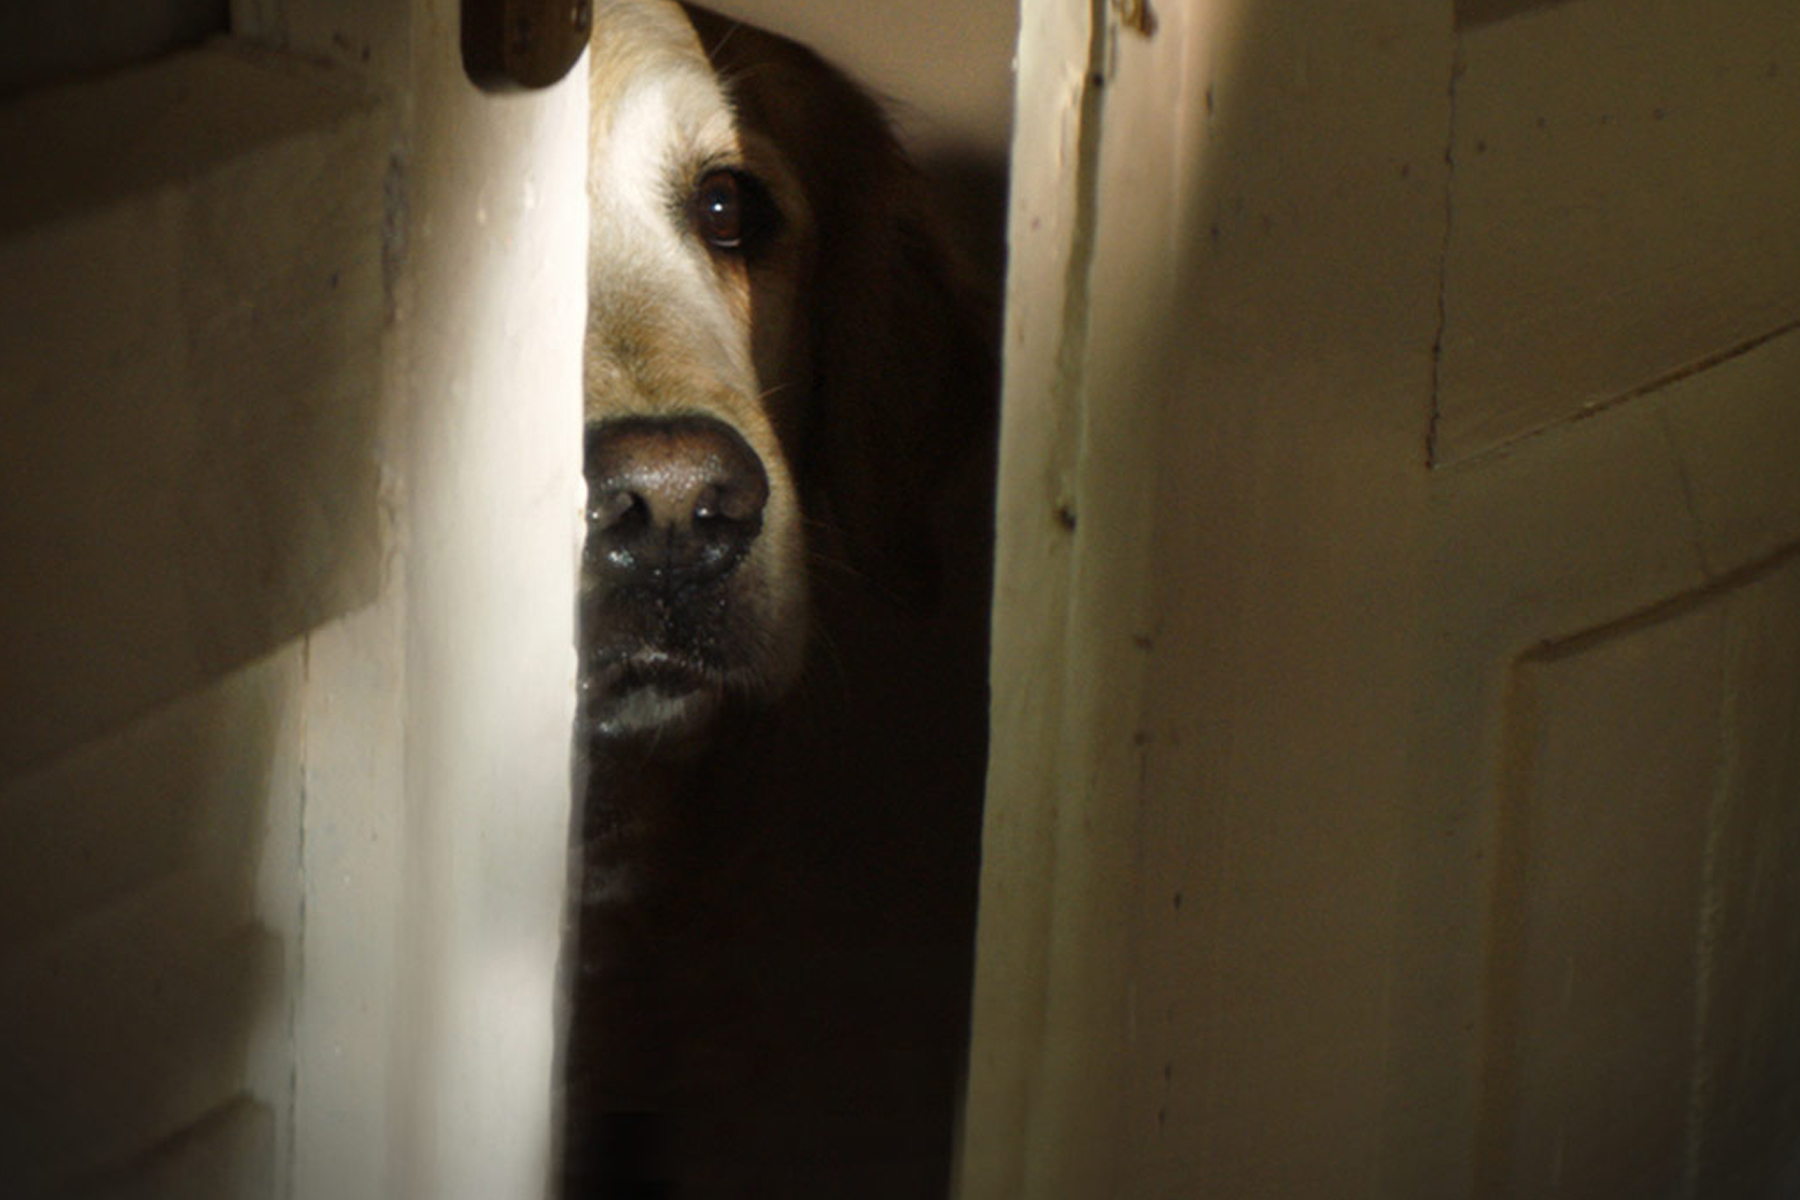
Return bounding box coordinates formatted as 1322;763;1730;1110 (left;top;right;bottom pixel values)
1479;552;1800;1198
0;653;296;1195
1483;601;1725;1197
0;6;585;1196
1415;324;1800;1199
0;46;387;777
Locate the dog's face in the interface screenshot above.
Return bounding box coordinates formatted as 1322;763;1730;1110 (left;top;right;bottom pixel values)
580;1;813;743
580;1;993;750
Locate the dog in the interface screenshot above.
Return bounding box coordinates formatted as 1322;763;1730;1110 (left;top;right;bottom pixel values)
564;3;998;1196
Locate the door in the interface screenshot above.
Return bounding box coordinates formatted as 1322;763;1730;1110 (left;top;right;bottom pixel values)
958;0;1800;1196
0;4;584;1197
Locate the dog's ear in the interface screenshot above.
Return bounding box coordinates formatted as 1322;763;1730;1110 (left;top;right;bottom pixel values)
802;140;997;609
686;8;999;609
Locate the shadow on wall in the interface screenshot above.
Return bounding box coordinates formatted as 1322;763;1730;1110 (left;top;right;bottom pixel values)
0;657;295;1196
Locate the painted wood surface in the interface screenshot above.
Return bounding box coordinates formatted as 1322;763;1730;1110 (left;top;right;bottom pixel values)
0;7;586;1198
1433;0;1800;464
963;0;1800;1195
0;45;388;776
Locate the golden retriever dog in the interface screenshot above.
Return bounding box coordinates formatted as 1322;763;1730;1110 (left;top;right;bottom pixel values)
564;2;997;1196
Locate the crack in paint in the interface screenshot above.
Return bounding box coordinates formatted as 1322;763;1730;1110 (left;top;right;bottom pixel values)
1436;319;1800;475
1426;36;1465;469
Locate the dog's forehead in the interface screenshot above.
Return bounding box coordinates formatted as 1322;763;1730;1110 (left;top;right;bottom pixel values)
588;2;737;189
598;81;736;205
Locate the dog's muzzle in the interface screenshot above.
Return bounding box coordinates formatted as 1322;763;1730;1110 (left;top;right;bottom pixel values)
580;414;772;741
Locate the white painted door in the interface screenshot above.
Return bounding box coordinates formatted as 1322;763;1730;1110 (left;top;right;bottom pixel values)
0;4;584;1198
959;0;1800;1196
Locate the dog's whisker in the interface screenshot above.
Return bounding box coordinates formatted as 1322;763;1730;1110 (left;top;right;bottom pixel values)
702;19;745;62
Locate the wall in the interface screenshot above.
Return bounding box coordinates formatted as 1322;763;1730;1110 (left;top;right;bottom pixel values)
702;0;1016;161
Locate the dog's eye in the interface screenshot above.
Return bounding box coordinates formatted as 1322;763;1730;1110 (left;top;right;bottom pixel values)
693;171;743;247
690;169;779;255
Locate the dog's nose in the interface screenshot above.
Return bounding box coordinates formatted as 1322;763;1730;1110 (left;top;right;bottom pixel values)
585;415;770;586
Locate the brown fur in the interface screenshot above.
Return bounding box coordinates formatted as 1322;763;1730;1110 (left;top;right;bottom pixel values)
564;4;997;1197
